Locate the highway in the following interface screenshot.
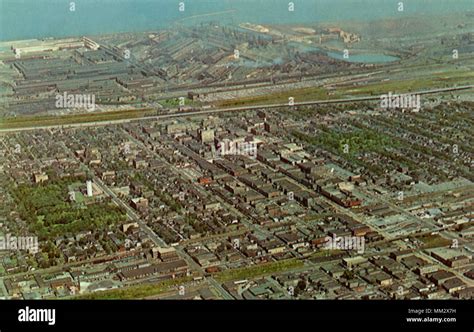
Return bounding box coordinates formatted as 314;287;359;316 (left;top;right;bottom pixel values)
0;84;472;134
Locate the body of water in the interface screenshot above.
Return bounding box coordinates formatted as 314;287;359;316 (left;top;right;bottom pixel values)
0;0;472;41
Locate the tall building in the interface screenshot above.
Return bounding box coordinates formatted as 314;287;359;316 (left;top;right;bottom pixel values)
199;128;215;143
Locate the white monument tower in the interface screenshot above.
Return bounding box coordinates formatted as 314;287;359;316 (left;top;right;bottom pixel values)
86;180;93;197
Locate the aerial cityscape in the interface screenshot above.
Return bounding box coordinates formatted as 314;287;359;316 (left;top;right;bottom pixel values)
0;0;473;306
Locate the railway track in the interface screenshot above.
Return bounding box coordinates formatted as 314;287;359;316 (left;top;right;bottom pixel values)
0;84;472;133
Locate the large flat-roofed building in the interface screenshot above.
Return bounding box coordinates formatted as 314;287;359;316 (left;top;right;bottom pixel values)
12;38;84;55
152;246;180;262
